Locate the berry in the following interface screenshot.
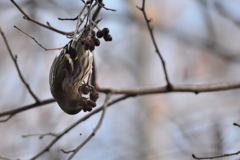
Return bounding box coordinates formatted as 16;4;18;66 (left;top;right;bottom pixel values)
79;84;90;94
96;30;103;38
103;34;112;41
101;28;109;36
94;38;100;46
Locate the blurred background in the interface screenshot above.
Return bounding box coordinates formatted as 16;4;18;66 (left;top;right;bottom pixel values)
0;0;240;159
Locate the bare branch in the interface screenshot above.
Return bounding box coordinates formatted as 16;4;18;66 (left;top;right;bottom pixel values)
96;1;116;12
22;133;58;140
67;94;111;160
0;115;14;123
58;16;78;21
30;95;130;160
192;151;240;160
14;26;63;51
137;0;171;87
1;81;239;123
97;82;240;95
10;0;73;36
0;27;40;103
0;98;55;122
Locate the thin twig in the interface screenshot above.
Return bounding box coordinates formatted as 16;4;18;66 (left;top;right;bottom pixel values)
192;151;240;160
0;115;14;123
10;0;73;36
92;3;102;22
67;94;111;160
22;132;58;139
30;95;130;160
137;0;171;87
96;1;116;12
74;4;88;38
58;16;78;21
14;26;63;51
91;59;97;86
0;27;40;103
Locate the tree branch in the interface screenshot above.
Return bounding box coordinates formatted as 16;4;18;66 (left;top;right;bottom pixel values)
10;0;73;36
233;123;240;128
97;82;240;95
14;25;63;51
67;93;111;160
137;0;171;87
0;98;55;122
192;151;240;160
0;27;40;103
22;132;58;139
1;82;240;122
30;95;129;160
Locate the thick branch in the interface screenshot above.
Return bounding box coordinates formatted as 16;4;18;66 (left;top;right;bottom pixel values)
97;82;240;95
1;82;240;122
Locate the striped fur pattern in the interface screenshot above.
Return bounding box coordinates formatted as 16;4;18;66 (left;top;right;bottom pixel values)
49;37;93;114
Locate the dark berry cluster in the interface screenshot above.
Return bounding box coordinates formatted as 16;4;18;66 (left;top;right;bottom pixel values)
78;84;99;112
97;28;112;41
81;27;112;52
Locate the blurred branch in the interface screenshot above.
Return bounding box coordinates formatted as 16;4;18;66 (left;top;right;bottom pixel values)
233;123;240;128
30;94;129;160
66;93;111;160
0;27;40;103
197;0;217;47
137;0;171;88
192;122;240;159
215;2;240;27
126;2;240;63
14;25;63;51
10;0;73;36
0;155;11;160
166;27;240;63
